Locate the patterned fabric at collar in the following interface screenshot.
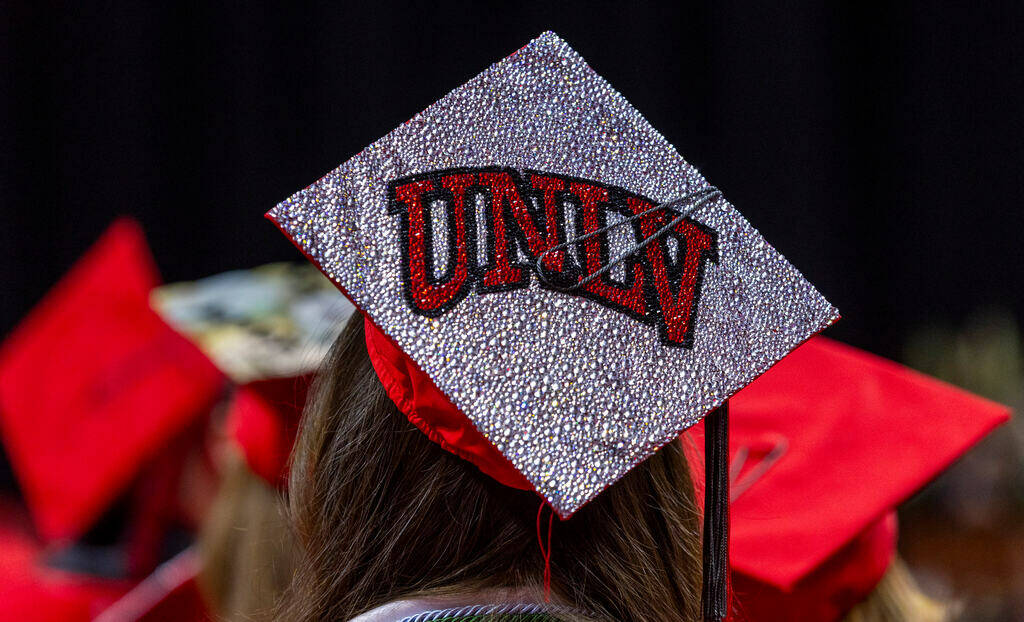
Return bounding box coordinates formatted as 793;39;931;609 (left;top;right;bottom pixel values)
399;602;597;622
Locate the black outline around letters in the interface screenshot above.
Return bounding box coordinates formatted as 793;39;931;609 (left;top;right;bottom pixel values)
387;168;719;348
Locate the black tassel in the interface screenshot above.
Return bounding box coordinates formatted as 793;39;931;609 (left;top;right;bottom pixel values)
702;401;730;622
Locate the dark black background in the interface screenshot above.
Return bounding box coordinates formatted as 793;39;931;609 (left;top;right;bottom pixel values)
3;2;1022;359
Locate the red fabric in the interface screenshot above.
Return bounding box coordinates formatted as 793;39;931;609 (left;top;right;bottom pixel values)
686;336;1009;620
363;317;533;491
226;374;312;487
0;219;225;541
721;336;1008;588
0;498;132;621
125;419;210;576
729;514;896;622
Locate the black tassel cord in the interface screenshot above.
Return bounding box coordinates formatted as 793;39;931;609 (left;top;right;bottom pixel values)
701;401;730;622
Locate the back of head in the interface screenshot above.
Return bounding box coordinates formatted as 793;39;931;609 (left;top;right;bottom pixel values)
277;316;703;622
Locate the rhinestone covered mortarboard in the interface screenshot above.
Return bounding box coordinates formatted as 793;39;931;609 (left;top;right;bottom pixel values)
268;31;838;517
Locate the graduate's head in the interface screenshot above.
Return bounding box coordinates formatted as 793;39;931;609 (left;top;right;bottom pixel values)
267;31;838;622
280;315;704;622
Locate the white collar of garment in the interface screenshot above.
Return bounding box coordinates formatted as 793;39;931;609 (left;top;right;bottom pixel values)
347;588;543;622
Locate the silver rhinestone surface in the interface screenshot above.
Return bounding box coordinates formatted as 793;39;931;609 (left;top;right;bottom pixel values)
267;31;839;517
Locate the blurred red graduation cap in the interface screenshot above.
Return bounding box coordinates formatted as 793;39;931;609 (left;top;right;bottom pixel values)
687;335;1010;621
0;499;132;622
225;374;312;487
0;219;225;541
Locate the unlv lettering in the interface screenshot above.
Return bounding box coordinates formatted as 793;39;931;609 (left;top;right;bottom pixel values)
387;167;718;348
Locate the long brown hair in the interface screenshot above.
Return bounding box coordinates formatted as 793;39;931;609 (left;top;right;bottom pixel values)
278;316;703;621
842;557;955;622
198;452;294;621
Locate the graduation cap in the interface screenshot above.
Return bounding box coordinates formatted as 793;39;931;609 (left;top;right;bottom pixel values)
687;336;1010;621
0;219;225;542
225;375;312;488
152;263;352;384
149;263;353;488
267;32;839;618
